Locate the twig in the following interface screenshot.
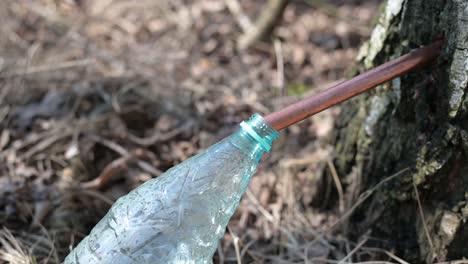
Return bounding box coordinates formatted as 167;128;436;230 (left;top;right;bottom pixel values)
0;59;93;78
362;247;409;264
0;106;9;124
77;189;115;206
273;39;285;95
81;151;139;190
339;236;369;264
81;148;160;190
11;128;63;151
245;189;275;222
245;189;314;248
327;159;345;214
239;240;256;260
412;180;435;257
37;225;60;264
217;243;225;264
87;134;127;155
435;261;468;264
304;0;371;35
327;168;410;232
87;134;162;178
382;251;409;264
22;131;73;159
127;121;194;146
237;0;289;49
224;0;252;32
228;227;242;264
308;260;398;264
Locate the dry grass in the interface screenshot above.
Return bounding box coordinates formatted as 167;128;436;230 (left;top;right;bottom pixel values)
0;228;33;264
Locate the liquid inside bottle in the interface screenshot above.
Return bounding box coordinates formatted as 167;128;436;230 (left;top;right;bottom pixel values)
64;113;279;264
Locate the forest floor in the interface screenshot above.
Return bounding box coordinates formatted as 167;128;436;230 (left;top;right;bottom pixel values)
0;0;384;263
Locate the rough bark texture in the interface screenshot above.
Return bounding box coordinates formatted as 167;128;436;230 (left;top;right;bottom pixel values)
332;0;467;262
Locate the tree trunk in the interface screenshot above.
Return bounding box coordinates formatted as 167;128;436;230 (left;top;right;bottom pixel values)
332;0;467;262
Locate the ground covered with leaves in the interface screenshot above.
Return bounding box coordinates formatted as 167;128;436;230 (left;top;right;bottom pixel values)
0;0;386;263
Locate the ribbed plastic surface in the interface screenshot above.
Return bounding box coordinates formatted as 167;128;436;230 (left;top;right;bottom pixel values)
64;114;278;264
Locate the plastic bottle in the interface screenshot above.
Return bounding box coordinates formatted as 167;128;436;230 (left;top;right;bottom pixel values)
64;113;278;264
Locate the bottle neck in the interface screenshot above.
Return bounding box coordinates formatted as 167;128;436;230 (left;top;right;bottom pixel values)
239;113;279;154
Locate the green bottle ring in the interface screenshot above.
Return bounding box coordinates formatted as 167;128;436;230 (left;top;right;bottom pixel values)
240;121;271;153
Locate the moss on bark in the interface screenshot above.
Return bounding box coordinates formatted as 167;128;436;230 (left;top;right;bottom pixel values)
332;0;468;262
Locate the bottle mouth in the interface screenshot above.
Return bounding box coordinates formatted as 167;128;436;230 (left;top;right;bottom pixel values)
240;113;279;153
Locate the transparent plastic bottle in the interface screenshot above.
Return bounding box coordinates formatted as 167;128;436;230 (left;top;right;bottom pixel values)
64;113;279;264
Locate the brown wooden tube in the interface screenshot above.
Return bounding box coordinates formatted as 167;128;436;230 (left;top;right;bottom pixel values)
264;39;444;130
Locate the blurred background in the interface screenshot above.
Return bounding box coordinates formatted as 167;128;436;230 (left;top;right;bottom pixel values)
0;0;381;262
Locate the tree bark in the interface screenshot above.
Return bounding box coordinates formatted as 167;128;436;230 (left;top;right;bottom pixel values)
332;0;467;262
